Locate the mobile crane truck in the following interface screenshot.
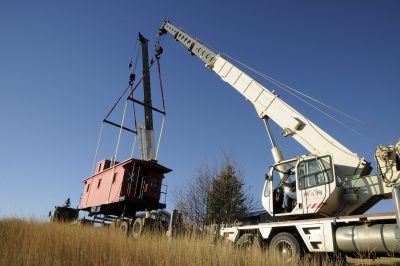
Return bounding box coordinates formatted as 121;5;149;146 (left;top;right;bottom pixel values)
157;20;400;261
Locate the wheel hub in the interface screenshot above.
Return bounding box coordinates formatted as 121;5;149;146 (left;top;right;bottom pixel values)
277;240;293;260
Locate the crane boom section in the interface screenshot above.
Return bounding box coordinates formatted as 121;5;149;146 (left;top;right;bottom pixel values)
160;21;369;177
212;56;367;177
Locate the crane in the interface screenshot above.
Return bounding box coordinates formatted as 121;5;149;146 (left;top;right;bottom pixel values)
158;20;400;260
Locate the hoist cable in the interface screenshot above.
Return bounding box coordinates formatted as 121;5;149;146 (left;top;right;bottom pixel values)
130;86;138;158
230;55;394;139
113;100;129;165
91;122;104;175
104;59;155;121
129;39;138;63
264;76;394;137
132;44;140;73
130;135;137;159
201;36;394;141
203;39;374;153
277;81;374;143
127;59;155;98
155;116;165;160
154;57;167;159
218;52;385;143
156;58;166;113
104;85;131;121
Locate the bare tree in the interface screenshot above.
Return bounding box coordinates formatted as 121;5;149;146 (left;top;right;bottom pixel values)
173;164;216;229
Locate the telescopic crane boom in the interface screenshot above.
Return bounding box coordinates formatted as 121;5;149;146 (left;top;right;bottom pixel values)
158;21;370;179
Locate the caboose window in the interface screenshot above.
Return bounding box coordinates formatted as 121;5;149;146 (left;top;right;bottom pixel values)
150;179;161;187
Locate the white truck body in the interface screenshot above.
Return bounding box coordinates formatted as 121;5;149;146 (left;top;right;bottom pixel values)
221;212;399;255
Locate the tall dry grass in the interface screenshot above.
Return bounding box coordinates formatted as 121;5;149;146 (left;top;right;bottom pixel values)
0;219;341;266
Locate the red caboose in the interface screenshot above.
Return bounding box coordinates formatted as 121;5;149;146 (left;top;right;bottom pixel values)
79;158;171;217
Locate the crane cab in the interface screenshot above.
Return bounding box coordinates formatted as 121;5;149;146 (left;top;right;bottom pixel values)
262;155;342;217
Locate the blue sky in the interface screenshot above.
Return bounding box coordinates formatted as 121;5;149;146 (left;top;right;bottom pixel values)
0;1;399;218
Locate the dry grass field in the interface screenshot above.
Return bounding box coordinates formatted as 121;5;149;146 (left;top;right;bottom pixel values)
0;218;395;266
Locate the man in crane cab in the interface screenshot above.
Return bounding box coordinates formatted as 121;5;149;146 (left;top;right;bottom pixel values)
281;168;298;212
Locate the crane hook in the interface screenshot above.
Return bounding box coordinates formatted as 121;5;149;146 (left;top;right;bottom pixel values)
155;44;163;59
129;73;136;86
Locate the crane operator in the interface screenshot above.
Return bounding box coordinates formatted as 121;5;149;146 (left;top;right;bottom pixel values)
281;168;298;212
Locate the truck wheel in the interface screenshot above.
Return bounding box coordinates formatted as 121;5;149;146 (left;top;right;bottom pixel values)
236;234;260;249
120;221;129;235
269;232;301;262
131;218;143;239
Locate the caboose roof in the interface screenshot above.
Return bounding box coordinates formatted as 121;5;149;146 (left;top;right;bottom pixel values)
83;158;172;182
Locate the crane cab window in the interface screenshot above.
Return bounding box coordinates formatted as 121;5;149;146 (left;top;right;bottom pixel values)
298;156;333;190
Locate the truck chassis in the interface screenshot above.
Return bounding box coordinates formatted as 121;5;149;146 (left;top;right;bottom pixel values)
221;212;399;258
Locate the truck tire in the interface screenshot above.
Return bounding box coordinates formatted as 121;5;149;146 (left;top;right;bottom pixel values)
120;221;129;235
236;233;260;249
269;232;301;262
131;218;143;239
